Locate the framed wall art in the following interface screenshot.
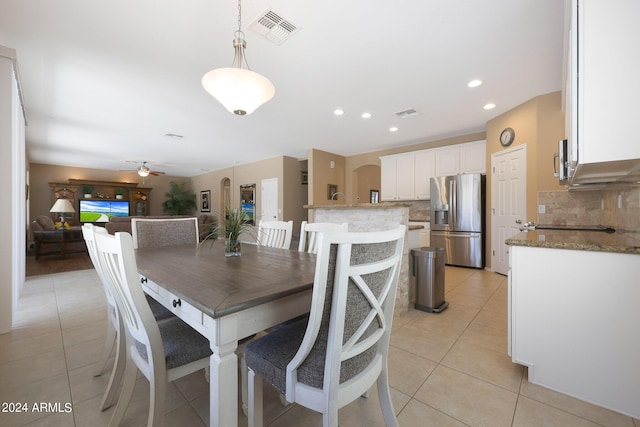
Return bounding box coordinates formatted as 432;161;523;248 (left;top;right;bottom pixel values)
200;190;211;212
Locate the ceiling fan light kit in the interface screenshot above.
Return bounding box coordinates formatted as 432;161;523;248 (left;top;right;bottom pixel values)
138;164;150;177
201;0;275;115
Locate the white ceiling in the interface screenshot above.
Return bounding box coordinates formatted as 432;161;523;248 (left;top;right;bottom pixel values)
0;0;565;177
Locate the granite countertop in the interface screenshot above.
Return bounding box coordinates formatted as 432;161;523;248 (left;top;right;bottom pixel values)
506;229;640;255
304;202;410;209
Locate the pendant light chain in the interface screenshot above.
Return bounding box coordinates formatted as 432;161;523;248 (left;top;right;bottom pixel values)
237;0;242;33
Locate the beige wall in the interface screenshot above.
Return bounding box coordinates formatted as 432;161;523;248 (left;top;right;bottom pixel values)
309;149;346;205
190;156;308;236
485;91;565;268
29;163;191;222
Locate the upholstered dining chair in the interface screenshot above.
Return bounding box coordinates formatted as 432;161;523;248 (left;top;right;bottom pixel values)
94;231;212;427
298;221;348;254
257;220;293;249
82;224;174;411
245;225;406;427
131;217;199;249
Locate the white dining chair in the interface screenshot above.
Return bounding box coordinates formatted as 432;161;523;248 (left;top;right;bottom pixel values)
245;225;406;427
297;221;348;253
94;231;212;427
257;220;293;249
131;217;199;249
82;224;174;411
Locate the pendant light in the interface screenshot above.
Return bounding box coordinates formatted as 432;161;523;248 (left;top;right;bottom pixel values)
202;0;275;115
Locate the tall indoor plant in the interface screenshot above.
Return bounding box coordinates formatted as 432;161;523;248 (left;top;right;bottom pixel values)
162;181;197;215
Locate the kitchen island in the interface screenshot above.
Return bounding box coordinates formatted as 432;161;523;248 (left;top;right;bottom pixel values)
305;202;411;313
506;229;640;418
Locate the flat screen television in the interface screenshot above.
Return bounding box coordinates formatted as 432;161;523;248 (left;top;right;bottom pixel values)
79;199;130;223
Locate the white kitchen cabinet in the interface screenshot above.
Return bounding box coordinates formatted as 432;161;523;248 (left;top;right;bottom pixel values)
565;0;640;184
435;141;486;176
381;141;485;201
413;150;435;199
459;141;486;173
509;244;640;418
380;154;415;201
434;147;459;176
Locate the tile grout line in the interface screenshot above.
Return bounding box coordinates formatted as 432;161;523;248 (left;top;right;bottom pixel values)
53;274;79;427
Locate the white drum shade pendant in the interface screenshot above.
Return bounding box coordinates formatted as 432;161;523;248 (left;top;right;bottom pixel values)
202;0;275;115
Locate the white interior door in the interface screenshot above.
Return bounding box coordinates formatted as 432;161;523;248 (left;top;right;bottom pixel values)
491;145;527;275
260;178;279;222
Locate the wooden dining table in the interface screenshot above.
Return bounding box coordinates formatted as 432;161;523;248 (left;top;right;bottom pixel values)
135;242;317;427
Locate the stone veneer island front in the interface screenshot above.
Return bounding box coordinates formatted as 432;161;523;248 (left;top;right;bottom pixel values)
305;203;410;315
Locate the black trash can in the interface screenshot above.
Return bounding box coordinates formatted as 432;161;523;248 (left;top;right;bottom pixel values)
410;247;448;313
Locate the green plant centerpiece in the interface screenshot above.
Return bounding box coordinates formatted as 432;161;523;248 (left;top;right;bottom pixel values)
115;187;124;199
162;181;197;215
201;206;254;257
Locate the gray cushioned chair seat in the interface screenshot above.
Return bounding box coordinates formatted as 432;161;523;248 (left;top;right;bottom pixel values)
245;318;308;393
136;317;212;369
145;295;174;320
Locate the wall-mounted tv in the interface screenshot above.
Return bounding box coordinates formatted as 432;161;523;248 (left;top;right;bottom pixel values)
79;200;130;223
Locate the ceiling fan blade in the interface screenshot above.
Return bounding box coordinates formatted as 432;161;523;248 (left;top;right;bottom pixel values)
149;171;166;176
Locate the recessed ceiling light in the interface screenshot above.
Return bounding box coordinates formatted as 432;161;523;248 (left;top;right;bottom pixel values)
361;112;372;119
389;126;398;132
483;103;496;110
333;109;344;116
467;79;482;88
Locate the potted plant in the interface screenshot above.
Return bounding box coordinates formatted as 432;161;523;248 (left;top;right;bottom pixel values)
115;187;124;199
201;206;254;256
161;181;197;215
82;185;93;198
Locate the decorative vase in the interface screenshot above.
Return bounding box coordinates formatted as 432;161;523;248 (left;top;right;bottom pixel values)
115;194;123;199
84;193;92;198
225;239;242;257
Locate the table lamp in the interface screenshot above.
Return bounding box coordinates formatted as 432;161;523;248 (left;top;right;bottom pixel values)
49;198;75;228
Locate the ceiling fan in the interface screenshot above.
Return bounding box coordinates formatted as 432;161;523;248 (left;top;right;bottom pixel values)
121;161;166;177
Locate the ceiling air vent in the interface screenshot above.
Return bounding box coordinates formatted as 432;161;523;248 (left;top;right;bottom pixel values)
395;108;419;119
249;9;299;45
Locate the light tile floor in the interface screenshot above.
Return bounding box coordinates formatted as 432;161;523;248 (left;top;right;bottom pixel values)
1;267;638;427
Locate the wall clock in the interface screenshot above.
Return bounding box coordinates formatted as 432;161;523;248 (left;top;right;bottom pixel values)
500;127;515;147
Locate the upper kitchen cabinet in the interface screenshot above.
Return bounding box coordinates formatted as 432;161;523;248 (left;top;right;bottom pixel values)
414;150;436;199
565;0;640;185
381;154;415;201
435;141;486;176
380;141;485;201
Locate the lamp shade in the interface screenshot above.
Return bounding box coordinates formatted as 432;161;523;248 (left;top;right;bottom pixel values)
201;67;275;115
50;198;75;213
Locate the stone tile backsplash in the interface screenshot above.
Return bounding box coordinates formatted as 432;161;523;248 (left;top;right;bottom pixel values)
407;200;430;221
538;188;640;231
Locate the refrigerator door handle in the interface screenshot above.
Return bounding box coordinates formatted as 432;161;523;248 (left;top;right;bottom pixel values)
450;179;456;227
431;231;480;238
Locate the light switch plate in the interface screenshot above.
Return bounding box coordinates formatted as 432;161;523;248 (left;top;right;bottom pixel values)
538;204;545;214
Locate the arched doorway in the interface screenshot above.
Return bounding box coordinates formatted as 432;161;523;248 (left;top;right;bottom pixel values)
352;165;381;203
220;177;230;214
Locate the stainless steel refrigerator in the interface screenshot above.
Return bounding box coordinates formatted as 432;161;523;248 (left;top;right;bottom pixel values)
430;174;485;268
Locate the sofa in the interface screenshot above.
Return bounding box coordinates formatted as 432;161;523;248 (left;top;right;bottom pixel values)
105;214;217;241
31;215;87;260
